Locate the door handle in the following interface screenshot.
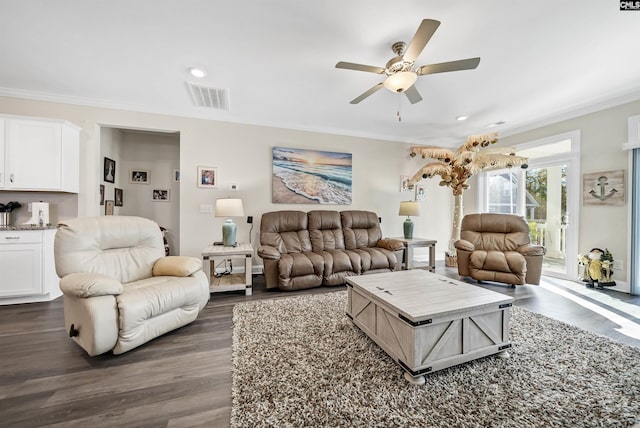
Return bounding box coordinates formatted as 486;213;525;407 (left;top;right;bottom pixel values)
9;173;14;183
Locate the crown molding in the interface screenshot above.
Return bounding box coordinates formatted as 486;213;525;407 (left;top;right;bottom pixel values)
501;88;640;138
0;86;409;145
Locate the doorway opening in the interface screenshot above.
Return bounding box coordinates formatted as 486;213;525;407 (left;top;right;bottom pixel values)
99;125;181;254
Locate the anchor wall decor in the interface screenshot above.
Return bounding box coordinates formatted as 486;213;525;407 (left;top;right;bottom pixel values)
583;169;625;206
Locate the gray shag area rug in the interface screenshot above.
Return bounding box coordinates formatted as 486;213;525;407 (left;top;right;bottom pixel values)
231;291;640;427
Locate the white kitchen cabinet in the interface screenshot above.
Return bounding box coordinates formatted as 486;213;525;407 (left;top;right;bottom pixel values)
0;115;80;193
0;228;61;305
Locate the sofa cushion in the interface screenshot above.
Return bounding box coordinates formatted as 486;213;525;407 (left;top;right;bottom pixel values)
115;273;209;354
277;252;324;290
308;210;346;251
376;238;404;251
55;216;165;284
460;214;530;252
340;211;383;249
469;249;526;285
260;211;311;254
153;256;202;277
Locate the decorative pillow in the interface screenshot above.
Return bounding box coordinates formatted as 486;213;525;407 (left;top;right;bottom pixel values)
60;272;123;298
152;256;202;277
376;238;405;251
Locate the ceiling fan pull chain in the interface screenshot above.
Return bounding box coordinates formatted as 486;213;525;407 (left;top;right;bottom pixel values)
397;93;402;122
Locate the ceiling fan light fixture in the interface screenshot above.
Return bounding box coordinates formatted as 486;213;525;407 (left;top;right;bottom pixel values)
383;71;417;93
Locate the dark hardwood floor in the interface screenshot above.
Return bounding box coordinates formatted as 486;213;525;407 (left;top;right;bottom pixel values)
1;265;639;427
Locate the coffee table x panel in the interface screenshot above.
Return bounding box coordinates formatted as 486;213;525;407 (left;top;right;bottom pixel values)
346;270;513;384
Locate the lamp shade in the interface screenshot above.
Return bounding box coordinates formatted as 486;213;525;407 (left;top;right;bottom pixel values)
215;198;244;218
383;71;418;93
399;201;420;217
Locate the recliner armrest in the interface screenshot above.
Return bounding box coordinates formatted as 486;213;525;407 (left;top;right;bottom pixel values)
258;245;281;260
60;272;123;298
454;239;474;252
152;256;202;277
518;244;546;256
376;238;404;251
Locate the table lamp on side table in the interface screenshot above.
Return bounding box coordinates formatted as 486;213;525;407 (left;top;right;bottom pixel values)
399;201;420;240
215;198;244;246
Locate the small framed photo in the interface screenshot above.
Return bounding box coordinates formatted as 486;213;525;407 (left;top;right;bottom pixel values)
173;169;180;182
130;170;150;184
197;166;217;188
104;157;116;183
152;189;170;201
105;200;114;215
99;184;104;206
400;175;412;192
415;184;427;201
114;188;123;206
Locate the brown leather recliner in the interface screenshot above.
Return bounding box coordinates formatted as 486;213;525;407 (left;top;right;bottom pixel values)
258;210;403;291
454;213;545;285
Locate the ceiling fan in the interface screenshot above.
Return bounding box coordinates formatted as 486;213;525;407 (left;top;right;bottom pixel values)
335;19;480;105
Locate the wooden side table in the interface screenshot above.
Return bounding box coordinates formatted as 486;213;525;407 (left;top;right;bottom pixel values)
392;237;437;272
202;242;253;295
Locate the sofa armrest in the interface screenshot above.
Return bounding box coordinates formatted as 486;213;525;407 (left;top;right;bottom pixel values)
454;239;475;252
60;272;123;298
152;256;202;277
518;244;546;256
376;238;404;251
258;245;281;260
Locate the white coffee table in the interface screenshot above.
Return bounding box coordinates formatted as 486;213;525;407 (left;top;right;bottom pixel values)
346;270;513;385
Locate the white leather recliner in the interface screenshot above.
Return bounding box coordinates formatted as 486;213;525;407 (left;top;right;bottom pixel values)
54;216;210;356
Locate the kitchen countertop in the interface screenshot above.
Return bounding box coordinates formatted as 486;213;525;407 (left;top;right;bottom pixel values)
0;225;57;231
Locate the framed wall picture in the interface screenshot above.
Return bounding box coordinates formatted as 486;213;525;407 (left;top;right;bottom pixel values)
130;170;150;184
272;147;352;204
104;157;116;183
105;200;114;215
415;184;427;201
400;175;411;192
152;189;170;201
197;166;217;188
583;169;625;206
99;184;104;206
173;169;180;182
114;188;123;206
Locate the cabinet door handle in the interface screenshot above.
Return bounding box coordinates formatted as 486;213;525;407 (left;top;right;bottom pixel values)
9;173;14;183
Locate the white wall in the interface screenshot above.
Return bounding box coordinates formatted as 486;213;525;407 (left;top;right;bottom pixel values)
0;96;454;267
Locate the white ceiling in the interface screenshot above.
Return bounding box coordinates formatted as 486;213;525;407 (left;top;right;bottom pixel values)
1;1;640;147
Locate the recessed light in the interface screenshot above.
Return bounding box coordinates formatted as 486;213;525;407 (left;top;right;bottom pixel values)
488;120;506;127
189;67;207;78
456;115;468;121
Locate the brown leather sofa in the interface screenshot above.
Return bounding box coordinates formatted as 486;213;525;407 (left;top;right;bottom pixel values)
454;213;545;286
258;210;404;291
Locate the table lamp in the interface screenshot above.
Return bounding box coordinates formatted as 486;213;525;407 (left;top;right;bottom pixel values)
215;198;244;246
399;201;420;239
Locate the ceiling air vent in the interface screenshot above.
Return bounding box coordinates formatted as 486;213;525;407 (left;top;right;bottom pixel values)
185;82;230;110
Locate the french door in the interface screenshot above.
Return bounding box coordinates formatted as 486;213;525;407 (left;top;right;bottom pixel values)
480;134;580;280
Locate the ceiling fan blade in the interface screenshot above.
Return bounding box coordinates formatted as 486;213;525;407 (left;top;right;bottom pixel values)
404;85;423;104
336;61;385;74
417;57;481;75
403;19;441;63
350;83;384;104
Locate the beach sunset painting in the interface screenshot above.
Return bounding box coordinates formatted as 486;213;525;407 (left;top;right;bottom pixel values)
272;147;352;204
